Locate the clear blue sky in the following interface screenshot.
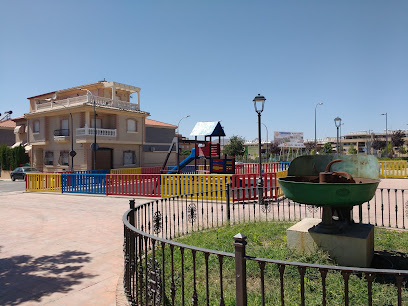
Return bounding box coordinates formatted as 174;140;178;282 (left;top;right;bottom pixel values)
1;1;407;142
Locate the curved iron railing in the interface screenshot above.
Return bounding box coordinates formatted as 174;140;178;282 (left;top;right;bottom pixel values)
123;187;408;305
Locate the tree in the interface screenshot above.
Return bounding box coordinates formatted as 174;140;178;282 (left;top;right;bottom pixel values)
0;144;10;170
323;142;333;154
398;146;406;155
180;149;191;156
372;139;386;151
0;144;29;170
381;143;394;157
223;136;245;157
391;130;405;148
269;141;281;155
304;142;315;152
348;144;358;155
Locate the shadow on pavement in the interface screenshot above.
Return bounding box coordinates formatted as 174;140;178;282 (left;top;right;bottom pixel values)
0;250;96;305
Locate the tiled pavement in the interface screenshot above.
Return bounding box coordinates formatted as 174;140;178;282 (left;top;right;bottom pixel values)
0;191;146;305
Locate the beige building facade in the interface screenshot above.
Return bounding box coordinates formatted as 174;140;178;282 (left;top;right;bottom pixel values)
25;81;176;172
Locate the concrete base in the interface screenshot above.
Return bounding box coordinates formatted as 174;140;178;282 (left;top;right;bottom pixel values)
287;218;374;267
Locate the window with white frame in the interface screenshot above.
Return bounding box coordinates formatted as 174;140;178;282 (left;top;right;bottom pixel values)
59;151;69;166
44;151;54;165
127;119;137;132
123;151;135;165
33;120;40;133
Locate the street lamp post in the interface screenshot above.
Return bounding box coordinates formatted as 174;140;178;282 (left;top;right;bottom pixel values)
177;115;190;135
78;88;97;170
253;94;266;205
381;113;388;156
262;123;269;162
314;102;324;153
334;117;342;155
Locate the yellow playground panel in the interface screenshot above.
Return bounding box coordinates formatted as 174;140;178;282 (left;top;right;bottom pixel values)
26;173;62;192
276;170;288;197
161;174;232;200
379;160;407;178
110;168;142;175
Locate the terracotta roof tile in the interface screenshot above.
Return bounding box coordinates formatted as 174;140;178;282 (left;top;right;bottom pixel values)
146;119;177;128
0;119;16;128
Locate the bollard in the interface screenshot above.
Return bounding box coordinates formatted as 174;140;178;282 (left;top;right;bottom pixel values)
234;233;247;306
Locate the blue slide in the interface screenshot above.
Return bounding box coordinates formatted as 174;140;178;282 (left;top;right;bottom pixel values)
167;148;196;174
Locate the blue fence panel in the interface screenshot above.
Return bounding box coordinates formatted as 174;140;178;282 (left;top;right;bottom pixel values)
181;165;197;174
61;174;106;194
278;162;290;171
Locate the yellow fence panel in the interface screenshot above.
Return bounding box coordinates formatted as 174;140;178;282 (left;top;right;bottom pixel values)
111;168;142;175
26;173;61;192
276;170;288;198
161;174;232;200
379;161;407;178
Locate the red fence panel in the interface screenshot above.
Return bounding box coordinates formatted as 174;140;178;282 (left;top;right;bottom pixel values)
231;174;258;201
106;174;161;197
234;163;281;174
141;167;162;174
231;173;278;202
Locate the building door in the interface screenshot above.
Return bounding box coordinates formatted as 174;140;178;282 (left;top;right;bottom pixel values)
93;148;112;170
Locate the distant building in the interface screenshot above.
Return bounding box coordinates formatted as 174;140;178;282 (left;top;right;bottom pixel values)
0;119;16;147
143;119;177;167
310;130;408;154
25;81;176;171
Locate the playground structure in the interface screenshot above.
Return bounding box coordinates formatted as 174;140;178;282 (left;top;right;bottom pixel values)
162;121;235;174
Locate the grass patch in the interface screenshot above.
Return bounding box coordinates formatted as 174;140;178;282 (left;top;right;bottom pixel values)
148;222;408;305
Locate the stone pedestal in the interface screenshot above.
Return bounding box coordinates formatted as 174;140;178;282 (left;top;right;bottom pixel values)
287;218;374;267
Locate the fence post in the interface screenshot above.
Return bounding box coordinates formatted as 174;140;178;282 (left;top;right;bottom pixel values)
129;199;135;226
234;233;247;306
226;183;231;221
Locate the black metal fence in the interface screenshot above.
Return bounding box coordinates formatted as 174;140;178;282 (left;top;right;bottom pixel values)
123;187;408;305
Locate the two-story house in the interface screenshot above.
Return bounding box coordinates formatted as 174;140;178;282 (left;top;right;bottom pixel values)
25;80;176;172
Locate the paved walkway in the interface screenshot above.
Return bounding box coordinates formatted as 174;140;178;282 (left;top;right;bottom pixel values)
0;191;146;305
0;178;406;305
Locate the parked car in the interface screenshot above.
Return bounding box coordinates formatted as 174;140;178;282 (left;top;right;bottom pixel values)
10;167;40;181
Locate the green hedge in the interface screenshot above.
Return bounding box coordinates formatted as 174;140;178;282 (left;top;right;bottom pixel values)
0;144;29;170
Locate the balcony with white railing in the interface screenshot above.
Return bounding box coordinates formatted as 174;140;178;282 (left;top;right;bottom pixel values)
34;95;140;112
76;127;117;137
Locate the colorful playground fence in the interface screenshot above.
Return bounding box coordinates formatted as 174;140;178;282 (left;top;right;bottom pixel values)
110;168;142;175
161;174;232;200
235;162;290;174
141;166;163;174
231;171;287;202
106;174;161;197
26;173;61;192
61;174;106;194
379;160;408;178
181;165;209;174
25;169;289;199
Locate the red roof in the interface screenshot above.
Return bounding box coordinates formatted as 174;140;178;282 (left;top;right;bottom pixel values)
0;119;16;128
146;119;177;128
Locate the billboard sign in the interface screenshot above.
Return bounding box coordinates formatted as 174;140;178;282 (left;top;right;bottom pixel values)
274;131;304;148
